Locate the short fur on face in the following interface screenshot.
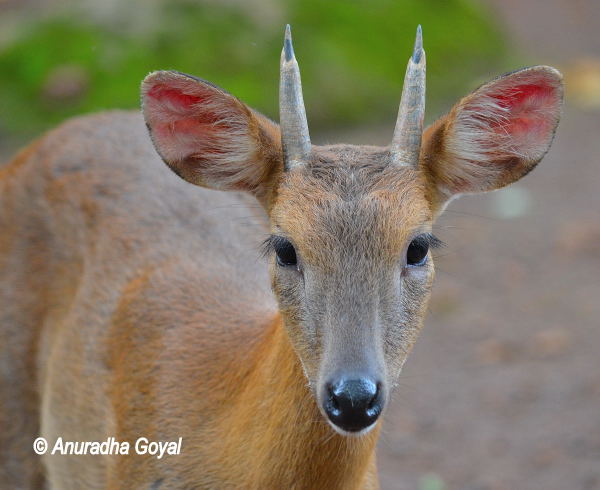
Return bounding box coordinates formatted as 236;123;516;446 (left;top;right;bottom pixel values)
268;146;435;410
142;65;563;427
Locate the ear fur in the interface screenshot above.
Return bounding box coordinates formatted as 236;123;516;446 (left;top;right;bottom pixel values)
420;66;563;213
142;71;281;197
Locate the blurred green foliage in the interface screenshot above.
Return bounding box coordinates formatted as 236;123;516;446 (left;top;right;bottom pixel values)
0;0;509;140
419;473;446;490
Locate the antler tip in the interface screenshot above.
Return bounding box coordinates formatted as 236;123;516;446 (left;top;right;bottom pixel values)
283;24;294;62
412;25;423;63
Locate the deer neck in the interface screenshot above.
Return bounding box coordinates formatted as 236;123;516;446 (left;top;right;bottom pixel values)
215;314;380;489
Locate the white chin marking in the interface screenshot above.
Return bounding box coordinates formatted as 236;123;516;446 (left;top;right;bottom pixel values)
327;419;378;437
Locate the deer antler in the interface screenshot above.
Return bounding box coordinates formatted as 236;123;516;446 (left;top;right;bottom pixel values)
390;25;426;168
279;24;312;170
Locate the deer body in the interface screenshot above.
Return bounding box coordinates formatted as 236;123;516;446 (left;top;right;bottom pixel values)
0;112;380;488
0;27;562;489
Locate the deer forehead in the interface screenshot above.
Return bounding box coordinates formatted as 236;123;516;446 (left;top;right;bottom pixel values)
271;145;432;265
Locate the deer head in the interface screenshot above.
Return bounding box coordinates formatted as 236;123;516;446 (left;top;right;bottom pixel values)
141;26;563;435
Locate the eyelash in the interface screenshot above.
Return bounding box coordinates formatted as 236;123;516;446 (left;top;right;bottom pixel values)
417;233;444;250
261;235;289;257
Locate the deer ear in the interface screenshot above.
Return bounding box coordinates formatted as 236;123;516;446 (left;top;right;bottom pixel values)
142;71;281;196
420;66;563;214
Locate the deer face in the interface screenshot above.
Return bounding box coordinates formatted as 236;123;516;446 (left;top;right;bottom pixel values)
267;148;435;433
142;26;563;435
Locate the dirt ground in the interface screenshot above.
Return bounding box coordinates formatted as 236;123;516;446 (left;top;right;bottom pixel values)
376;1;600;489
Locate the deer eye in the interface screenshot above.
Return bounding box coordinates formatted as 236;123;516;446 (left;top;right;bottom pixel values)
406;235;430;266
274;238;297;267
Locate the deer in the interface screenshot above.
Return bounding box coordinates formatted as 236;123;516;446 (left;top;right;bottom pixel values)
0;25;563;489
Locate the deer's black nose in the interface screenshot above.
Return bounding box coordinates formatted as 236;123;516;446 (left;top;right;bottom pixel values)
323;376;383;433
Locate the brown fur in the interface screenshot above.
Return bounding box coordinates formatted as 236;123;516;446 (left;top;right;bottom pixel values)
0;112;381;489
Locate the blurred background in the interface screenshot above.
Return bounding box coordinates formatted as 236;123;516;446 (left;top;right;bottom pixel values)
0;0;598;489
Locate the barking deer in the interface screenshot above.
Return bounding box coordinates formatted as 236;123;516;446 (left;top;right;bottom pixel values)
0;26;562;488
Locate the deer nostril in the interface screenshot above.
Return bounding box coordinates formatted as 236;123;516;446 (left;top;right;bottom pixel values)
326;382;340;411
367;383;382;410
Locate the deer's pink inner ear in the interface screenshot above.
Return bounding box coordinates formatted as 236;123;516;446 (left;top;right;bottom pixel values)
147;85;204;110
146;84;230;127
143;78;243;164
449;68;563;169
485;82;558;139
